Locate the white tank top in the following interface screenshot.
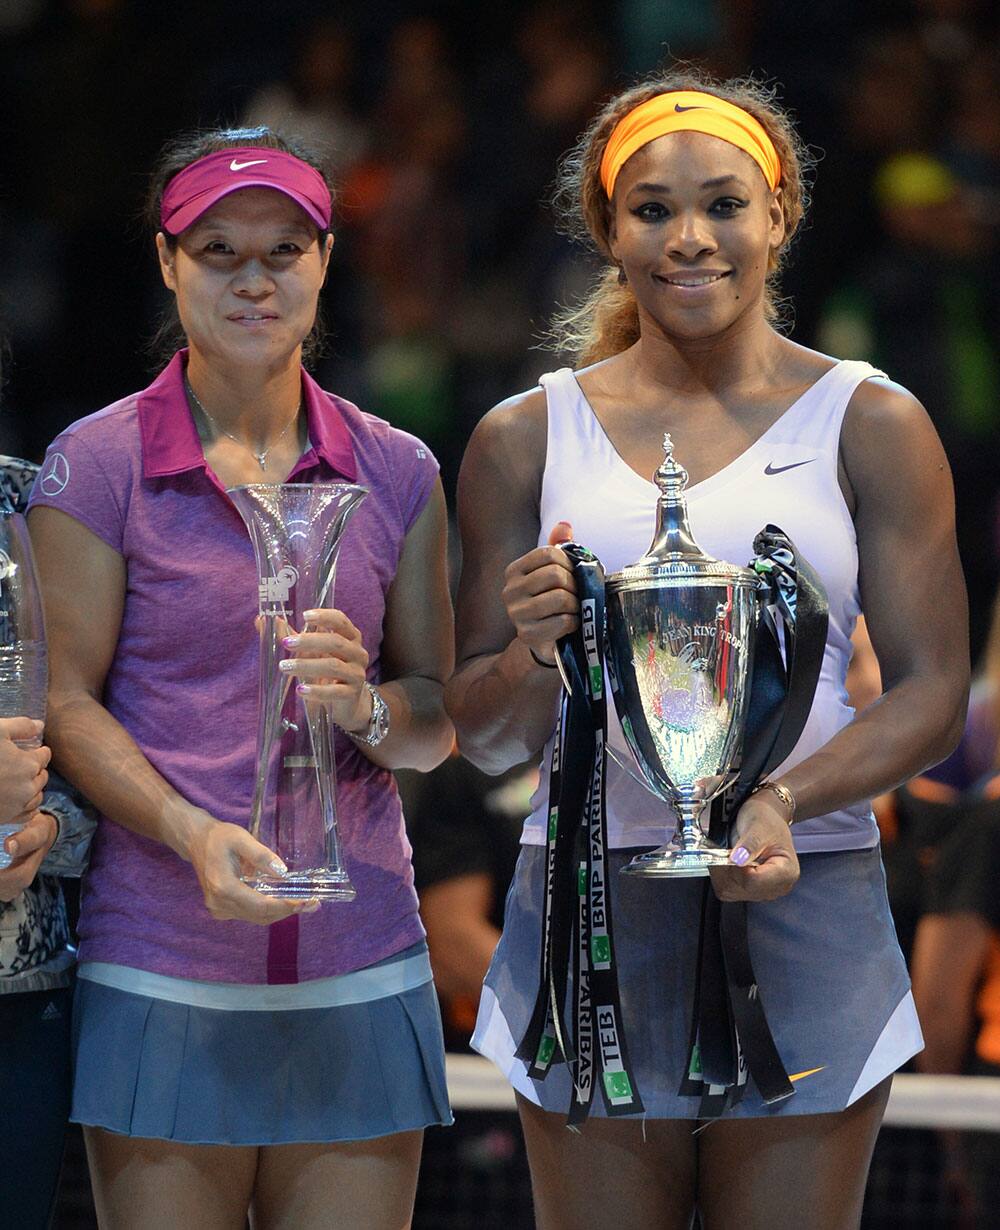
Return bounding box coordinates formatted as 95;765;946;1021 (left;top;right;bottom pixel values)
521;360;889;854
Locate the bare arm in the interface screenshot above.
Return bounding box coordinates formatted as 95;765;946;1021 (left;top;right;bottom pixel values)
714;383;968;900
281;478;455;771
912;913;989;1074
28;505;313;924
445;392;576;774
777;381;969;819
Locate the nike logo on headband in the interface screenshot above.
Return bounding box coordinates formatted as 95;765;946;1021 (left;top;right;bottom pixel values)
764;459;816;476
674;104;704;112
230;158;269;172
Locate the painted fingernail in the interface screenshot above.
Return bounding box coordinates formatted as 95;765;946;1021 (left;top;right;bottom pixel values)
6;841;17;857
304;610;322;621
270;859;288;876
278;659;294;671
282;636;300;649
731;846;751;866
296;683;312;695
300;900;321;913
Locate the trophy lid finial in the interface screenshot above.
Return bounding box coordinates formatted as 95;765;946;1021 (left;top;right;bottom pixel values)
653;432;690;501
608;435;762;585
639;434;709;565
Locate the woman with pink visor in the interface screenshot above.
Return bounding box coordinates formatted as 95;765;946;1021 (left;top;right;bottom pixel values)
28;128;454;1229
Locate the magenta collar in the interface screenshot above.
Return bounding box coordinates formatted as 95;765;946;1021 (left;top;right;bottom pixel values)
139;351;357;482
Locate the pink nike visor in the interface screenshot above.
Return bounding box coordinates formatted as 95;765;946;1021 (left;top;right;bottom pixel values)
160;147;332;235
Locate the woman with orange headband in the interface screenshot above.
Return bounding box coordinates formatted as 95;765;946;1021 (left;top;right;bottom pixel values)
447;74;968;1228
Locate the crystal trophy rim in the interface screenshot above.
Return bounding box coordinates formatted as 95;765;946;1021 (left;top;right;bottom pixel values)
227;481;372;494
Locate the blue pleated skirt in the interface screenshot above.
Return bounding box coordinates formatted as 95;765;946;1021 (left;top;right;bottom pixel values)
72;941;452;1145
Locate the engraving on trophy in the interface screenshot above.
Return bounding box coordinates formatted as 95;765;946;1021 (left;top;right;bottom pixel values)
259;564;299;606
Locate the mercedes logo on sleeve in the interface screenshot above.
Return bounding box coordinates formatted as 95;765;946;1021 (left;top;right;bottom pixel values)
39;452;70;496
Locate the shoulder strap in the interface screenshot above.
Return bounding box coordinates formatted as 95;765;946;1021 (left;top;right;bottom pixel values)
814;360;889;436
539;368;587;459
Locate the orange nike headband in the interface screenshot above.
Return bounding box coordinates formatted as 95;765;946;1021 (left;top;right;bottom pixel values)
600;91;782;198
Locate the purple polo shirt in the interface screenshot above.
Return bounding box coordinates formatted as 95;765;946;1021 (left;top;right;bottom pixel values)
29;351;439;983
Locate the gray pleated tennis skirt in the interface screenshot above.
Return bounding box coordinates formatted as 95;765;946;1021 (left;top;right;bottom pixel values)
474;847;922;1119
72;941;452;1145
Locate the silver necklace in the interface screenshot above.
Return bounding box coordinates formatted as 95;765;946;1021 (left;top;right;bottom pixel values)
185;378;301;471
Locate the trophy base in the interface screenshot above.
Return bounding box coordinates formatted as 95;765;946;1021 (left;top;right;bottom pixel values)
243;870;357;901
620;843;732;879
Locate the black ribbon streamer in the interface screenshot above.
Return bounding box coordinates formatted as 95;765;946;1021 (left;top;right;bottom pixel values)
686;525;829;1116
516;544;644;1120
518;526;828;1124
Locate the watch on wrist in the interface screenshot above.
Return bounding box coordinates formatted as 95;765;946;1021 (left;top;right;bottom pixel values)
348;683;390;747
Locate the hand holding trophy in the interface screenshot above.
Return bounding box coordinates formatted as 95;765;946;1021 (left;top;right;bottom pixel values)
0;508;50;870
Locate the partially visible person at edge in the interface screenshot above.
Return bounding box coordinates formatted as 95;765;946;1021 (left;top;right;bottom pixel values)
27;127;454;1230
445;73;968;1230
0;453;95;1230
927;584;1000;791
912;773;1000;1228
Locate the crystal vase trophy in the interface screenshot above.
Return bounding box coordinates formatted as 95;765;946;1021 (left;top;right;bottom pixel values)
604;437;764;877
0;509;47;870
231;483;367;900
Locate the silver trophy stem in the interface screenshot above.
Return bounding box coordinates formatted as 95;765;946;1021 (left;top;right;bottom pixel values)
620;794;731;878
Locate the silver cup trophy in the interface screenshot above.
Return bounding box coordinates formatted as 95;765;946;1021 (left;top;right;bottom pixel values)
604;436;764;877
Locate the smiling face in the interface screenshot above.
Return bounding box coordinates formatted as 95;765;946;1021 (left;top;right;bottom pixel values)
156;188;332;371
608;130;785;343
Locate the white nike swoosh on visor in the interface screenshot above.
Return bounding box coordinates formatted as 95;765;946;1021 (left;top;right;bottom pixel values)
230;159;268;171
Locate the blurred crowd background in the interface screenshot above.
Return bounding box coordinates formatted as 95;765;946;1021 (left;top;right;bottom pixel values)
4;0;1000;1227
2;0;999;655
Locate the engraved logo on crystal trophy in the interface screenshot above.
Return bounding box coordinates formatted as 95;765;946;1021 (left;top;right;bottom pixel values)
259;565;299;606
